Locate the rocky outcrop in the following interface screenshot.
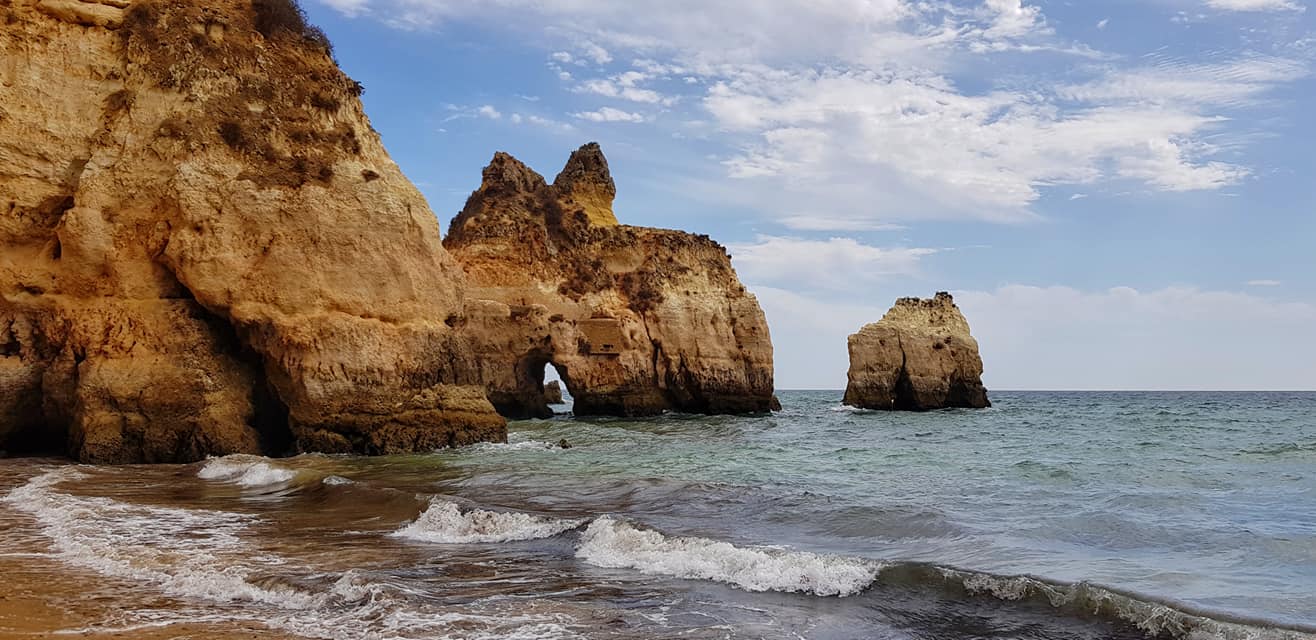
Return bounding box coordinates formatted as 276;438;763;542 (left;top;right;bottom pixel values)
543;380;564;405
844;293;989;411
0;0;504;462
445;145;776;419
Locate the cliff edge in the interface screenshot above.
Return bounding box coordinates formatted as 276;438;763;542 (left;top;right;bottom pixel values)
843;293;989;411
445;144;776;418
0;0;504;462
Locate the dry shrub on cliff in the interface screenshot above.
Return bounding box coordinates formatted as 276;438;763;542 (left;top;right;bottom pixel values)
118;1;365;189
253;0;334;56
558;258;611;299
618;270;665;314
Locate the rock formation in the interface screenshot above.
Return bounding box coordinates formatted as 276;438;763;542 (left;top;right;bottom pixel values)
445;145;776;419
844;293;989;411
543;380;564;405
0;0;504;462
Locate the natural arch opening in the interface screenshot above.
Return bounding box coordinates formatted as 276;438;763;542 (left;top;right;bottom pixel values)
541;361;572;414
488;352;576;419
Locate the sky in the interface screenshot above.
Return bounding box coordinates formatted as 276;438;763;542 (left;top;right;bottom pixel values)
305;0;1315;390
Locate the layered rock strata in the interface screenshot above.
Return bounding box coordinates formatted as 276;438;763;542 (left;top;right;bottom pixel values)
0;0;504;462
445;145;776;418
844;293;990;411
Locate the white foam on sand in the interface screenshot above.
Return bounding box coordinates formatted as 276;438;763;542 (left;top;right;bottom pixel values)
2;468;319;608
575;515;883;597
392;499;584;544
2;469;585;640
197;455;297;487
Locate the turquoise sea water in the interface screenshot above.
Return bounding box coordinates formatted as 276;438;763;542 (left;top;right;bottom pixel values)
2;391;1314;639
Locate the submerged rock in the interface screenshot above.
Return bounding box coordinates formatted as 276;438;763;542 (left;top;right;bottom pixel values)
844;293;989;411
446;145;776;419
0;0;504;462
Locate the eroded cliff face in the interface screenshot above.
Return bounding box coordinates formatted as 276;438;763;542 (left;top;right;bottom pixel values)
843;292;990;411
445;145;776;418
0;0;504;462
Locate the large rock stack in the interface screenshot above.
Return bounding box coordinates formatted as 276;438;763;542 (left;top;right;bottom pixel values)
844;293;989;411
445;144;777;418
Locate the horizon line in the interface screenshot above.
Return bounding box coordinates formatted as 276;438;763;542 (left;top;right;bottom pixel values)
774;388;1316;393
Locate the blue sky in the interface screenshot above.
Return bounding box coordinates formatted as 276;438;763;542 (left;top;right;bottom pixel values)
306;0;1315;390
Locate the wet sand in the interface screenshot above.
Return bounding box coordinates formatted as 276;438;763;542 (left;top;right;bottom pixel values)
0;554;299;640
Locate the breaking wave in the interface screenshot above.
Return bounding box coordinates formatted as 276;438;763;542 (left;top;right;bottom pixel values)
2;467;317;608
575;515;883;597
878;564;1316;640
197;455;297;487
574;515;1316;639
1;469;583;640
392;498;585;544
8;467;1314;640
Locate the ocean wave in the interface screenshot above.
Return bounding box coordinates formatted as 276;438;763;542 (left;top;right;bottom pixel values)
1240;442;1316;457
2;468;319;608
3;469;584;640
876;563;1316;640
575;515;884;597
461;439;564;453
392;499;585;544
197;455;298;487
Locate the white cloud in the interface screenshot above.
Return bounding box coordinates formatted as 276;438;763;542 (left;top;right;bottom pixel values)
573;73;677;105
1097;18;1110;29
579;40;613;64
778;215;905;232
706;69;1258;214
571;107;648;123
476;104;502;120
1204;0;1305;12
320;0;370;17
759;284;1316;390
728;236;937;291
1247;279;1283;286
327;0;1309;225
1057;53;1308;109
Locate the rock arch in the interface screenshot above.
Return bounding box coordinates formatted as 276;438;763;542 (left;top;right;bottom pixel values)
448;145;777;418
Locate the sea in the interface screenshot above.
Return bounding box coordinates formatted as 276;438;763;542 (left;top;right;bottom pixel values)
2;391;1314;640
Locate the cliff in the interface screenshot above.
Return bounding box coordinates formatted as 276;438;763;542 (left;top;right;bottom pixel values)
445;145;776;418
0;0;504;462
843;293;990;411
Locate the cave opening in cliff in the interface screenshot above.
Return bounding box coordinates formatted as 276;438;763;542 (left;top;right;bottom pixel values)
540;361;573;413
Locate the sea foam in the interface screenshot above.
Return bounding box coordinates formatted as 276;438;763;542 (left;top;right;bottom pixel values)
575;515;883;597
2;468;319;608
2;469;585;640
197;455;297;487
392;499;584;544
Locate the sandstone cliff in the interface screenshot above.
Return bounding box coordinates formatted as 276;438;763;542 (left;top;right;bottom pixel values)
844;292;989;411
0;0;504;462
445;145;776;418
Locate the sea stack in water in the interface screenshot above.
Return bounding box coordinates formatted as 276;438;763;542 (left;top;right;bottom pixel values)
0;1;504;462
844;293;989;411
543;381;564;404
446;144;776;418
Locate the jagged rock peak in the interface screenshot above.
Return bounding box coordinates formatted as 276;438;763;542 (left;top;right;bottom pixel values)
843;292;989;411
552;142;618;227
481;151;549;195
